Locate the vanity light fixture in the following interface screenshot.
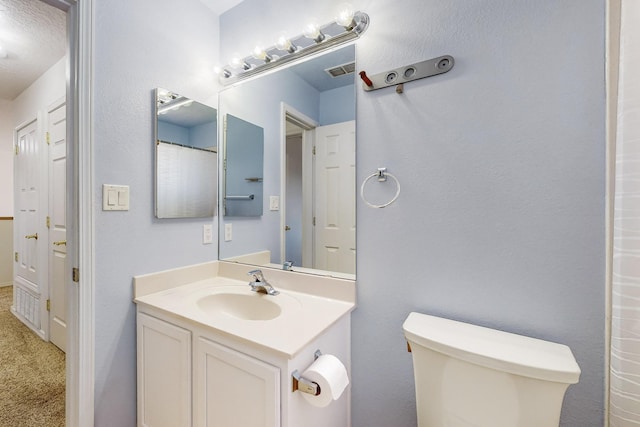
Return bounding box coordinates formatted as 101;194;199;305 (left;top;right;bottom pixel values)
157;91;194;114
217;5;369;85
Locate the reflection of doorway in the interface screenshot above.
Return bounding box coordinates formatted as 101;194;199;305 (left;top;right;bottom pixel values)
282;106;317;269
282;106;356;274
285;127;303;266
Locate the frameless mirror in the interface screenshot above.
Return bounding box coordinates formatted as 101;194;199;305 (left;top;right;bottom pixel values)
219;45;356;279
155;88;218;218
223;114;264;217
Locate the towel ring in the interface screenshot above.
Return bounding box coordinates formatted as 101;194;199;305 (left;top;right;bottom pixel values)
360;168;401;209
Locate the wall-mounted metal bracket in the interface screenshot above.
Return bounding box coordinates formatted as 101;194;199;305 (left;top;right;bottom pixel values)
292;350;323;395
360;55;454;92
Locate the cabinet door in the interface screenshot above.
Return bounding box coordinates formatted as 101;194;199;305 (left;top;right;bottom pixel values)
195;337;280;427
137;312;192;427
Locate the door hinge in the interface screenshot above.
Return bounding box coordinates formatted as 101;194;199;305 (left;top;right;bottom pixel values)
46;132;50;145
72;267;80;283
14;144;18;155
46;299;51;312
312;146;316;155
46;216;50;229
312;216;316;226
14;252;18;262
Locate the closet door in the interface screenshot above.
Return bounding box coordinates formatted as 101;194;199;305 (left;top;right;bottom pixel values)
14;119;44;331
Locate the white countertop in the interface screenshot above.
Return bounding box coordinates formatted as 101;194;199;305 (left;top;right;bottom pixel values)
133;262;356;359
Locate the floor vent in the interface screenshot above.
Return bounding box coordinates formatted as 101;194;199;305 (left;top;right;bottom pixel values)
14;286;40;329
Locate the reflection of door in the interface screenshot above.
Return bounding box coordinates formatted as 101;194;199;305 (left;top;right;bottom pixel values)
285;133;303;266
48;98;67;351
313;120;356;274
14;119;43;330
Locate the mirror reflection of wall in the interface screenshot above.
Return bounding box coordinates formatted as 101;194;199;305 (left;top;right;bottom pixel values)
223;114;264;217
155;88;218;219
219;45;356;278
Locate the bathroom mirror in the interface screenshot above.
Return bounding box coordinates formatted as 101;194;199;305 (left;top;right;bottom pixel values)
155;88;218;218
219;44;356;279
223;114;264;217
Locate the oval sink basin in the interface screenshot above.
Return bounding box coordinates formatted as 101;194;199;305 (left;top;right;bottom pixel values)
197;293;282;321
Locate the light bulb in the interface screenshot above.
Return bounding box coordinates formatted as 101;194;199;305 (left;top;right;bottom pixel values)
231;55;251;70
214;66;232;78
335;3;356;28
252;45;272;63
276;34;296;53
303;21;325;43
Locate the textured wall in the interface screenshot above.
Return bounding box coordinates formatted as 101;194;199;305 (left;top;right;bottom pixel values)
222;1;606;426
92;0;220;424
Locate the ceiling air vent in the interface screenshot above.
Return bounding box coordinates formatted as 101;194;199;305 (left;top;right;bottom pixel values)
325;61;356;78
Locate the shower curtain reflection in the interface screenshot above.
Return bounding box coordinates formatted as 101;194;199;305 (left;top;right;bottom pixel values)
610;1;640;424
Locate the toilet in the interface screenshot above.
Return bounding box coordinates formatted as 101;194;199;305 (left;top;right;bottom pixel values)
402;312;580;427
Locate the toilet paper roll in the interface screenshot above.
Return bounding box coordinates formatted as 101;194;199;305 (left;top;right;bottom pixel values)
301;354;349;408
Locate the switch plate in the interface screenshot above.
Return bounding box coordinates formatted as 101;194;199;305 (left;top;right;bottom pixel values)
203;224;213;244
224;223;232;241
269;196;280;211
102;185;130;211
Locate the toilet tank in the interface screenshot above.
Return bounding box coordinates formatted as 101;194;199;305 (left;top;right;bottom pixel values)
402;312;580;427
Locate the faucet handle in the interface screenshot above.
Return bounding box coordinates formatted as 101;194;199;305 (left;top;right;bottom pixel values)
248;269;264;282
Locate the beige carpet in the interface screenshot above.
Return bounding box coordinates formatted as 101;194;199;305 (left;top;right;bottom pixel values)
0;286;65;427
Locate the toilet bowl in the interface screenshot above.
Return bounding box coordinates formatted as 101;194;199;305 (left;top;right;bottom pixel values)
402;312;580;427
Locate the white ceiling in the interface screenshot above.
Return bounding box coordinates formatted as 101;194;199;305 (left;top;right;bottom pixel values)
0;0;66;101
0;0;244;102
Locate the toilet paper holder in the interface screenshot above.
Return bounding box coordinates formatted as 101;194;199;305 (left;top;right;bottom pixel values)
292;349;322;396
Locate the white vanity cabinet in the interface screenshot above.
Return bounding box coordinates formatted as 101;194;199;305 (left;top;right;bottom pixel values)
134;262;355;427
194;337;280;427
136;305;351;427
137;312;192;427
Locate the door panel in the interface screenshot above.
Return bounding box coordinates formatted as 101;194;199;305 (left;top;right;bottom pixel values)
49;100;67;351
15;120;40;287
313;120;356;274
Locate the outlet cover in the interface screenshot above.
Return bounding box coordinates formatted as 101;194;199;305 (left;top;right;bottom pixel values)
224;223;232;241
203;224;213;244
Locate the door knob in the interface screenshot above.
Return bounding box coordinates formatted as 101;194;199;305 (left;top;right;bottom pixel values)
285;225;291;231
25;233;38;240
53;240;66;246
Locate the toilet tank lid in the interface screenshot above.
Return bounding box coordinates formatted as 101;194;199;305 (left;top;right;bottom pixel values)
402;312;581;384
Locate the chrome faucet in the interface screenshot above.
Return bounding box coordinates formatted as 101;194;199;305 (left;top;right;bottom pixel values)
283;261;293;271
247;269;279;296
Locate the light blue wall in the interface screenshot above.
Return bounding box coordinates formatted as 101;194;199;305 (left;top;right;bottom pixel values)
222;1;605;426
319;84;355;125
157;121;189;145
191;121;217;149
93;0;220;424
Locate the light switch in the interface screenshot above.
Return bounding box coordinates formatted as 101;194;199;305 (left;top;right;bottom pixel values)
107;190;117;206
269;196;280;211
102;184;130;211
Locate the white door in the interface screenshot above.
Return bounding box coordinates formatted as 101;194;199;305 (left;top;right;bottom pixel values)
313;120;356;274
48;99;67;351
15;120;40;288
